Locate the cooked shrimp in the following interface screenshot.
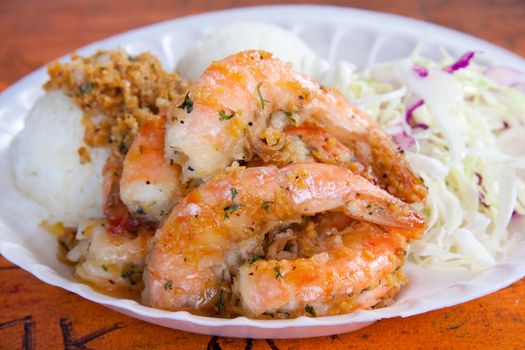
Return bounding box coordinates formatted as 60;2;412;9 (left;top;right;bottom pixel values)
165;50;426;203
102;155;140;236
237;222;408;317
120;117;183;220
67;220;151;295
284;126;378;184
142;163;425;314
285;127;356;165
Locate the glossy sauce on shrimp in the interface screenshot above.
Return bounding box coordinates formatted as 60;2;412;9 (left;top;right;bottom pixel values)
238;221;409;317
166;50;427;203
142;163;425;315
120;117;183;220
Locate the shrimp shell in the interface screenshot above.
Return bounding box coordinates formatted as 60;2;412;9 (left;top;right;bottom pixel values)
166;50;427;203
142;163;425;314
238;222;408;317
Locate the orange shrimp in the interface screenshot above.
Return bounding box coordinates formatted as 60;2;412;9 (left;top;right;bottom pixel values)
165;50;426;203
66;220;151;295
284;126;379;185
142;163;425;314
238;222;408;317
120;117;183;220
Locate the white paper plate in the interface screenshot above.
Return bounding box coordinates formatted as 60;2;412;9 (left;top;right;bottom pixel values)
0;5;524;339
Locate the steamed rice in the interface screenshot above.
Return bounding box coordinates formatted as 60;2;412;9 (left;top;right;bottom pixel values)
177;21;328;81
12;91;109;226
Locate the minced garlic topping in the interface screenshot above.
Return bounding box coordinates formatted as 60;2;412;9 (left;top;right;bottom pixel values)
44;49;188;158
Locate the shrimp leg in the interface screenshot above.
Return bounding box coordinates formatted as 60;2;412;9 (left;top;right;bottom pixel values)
284;126;378;184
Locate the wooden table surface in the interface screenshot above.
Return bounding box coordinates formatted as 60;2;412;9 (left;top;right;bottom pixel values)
1;0;524;349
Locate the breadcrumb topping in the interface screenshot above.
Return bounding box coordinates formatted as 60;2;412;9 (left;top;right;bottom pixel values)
44;49;188;157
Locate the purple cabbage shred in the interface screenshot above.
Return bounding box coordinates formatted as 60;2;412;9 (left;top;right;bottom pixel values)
485;66;525;88
413;123;429;130
444;51;476;73
392;131;415;150
479;192;490;208
405;99;425;124
475;172;483;186
412;64;428;77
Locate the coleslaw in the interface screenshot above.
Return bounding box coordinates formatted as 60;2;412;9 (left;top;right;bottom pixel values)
322;47;525;269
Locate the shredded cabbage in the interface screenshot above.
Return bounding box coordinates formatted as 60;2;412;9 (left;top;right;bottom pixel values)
321;47;525;270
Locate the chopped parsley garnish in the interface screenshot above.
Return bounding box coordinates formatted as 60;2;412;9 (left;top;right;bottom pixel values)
218;110;236;120
121;269;139;285
262;201;272;212
58;239;70;252
224;203;242;219
101;265;108;271
273;266;283;279
256;82;270;109
217;289;224;314
164;279;173;290
284;111;296;123
177;93;193;113
248;255;260;266
119;141;128;155
305;304;317;317
80;82;93;94
230;188;238;201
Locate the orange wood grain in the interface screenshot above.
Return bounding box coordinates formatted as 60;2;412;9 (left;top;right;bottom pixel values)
1;256;524;349
1;0;524;349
